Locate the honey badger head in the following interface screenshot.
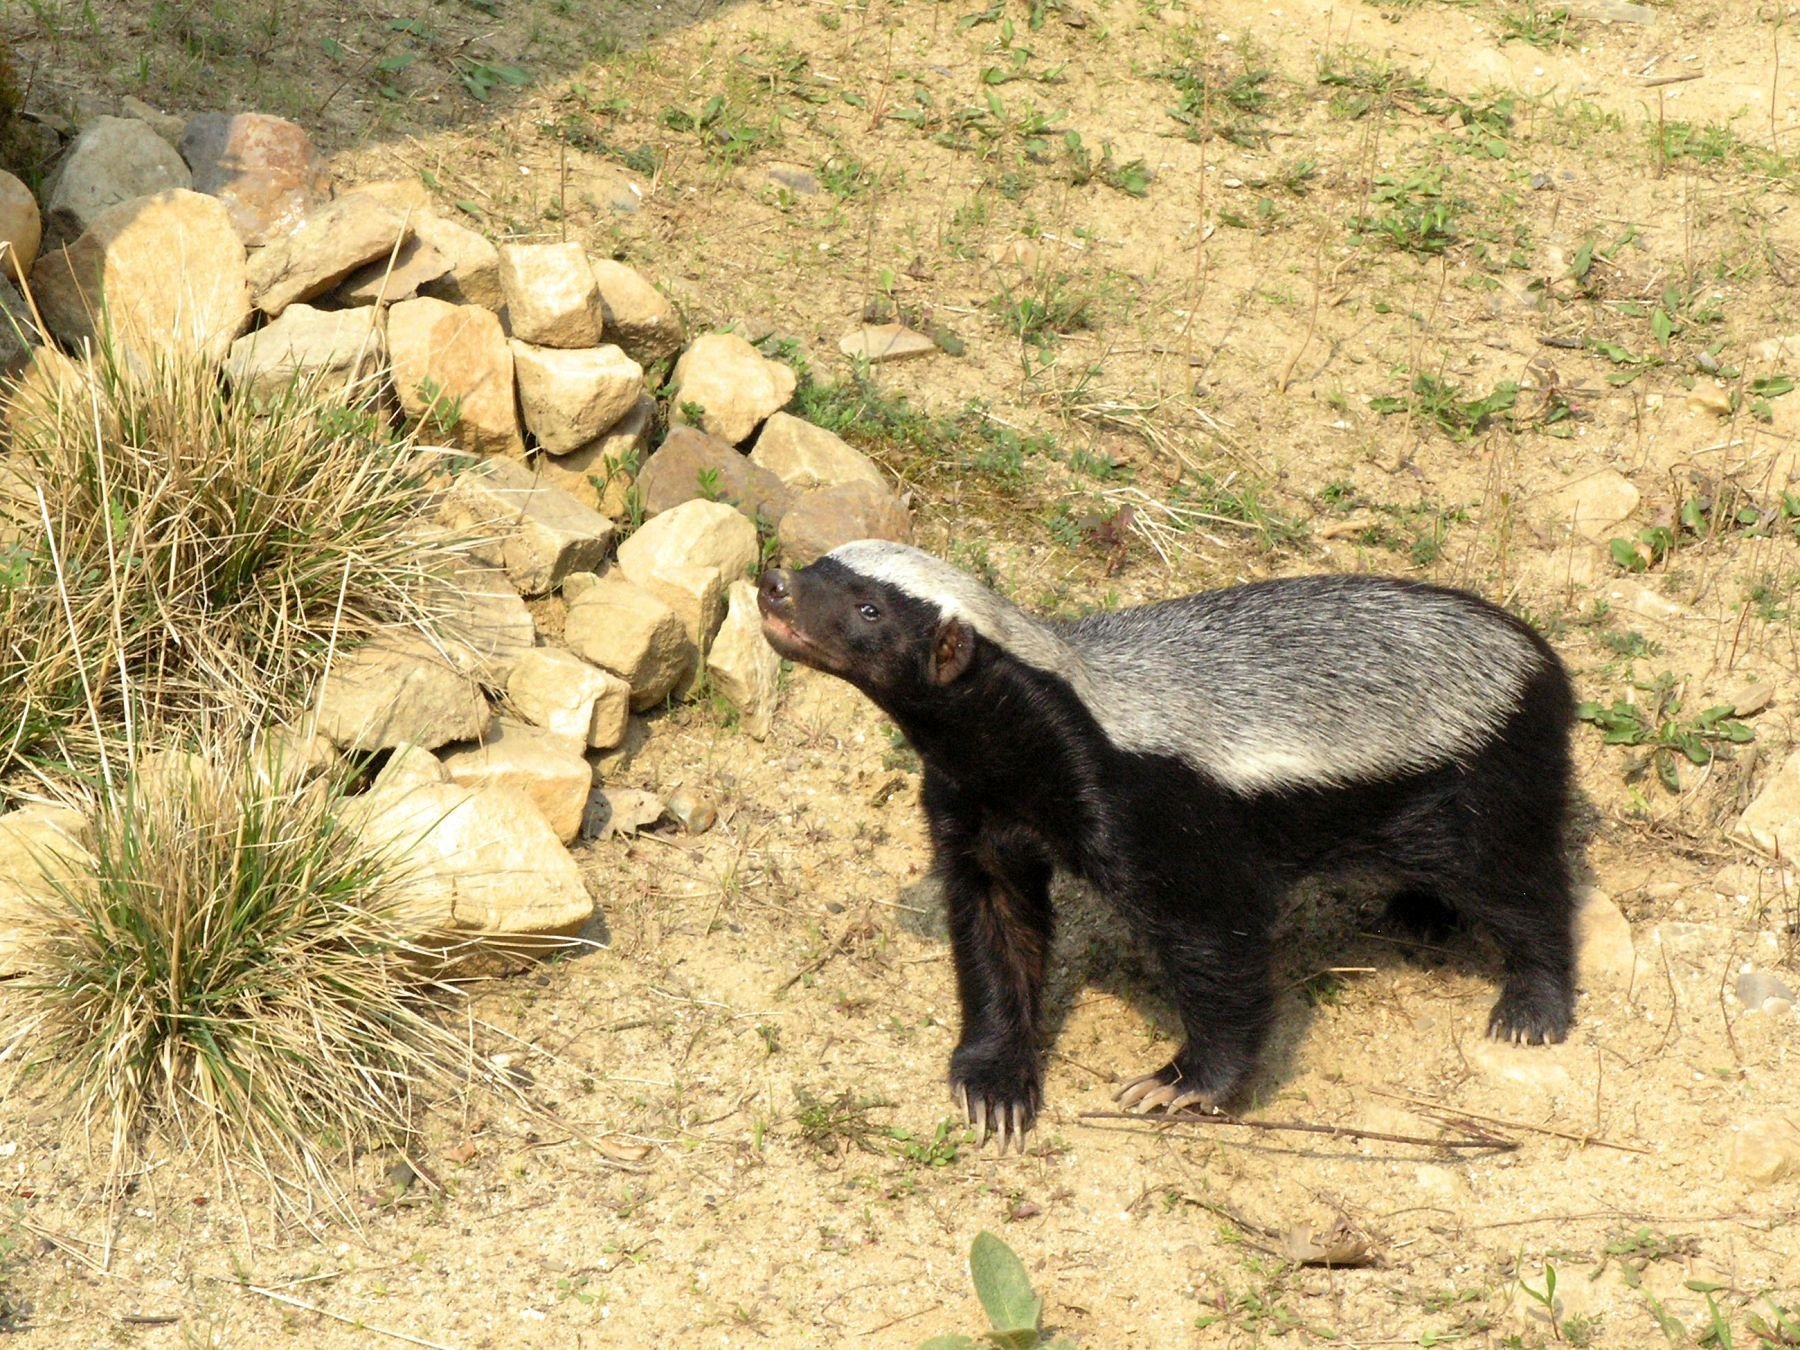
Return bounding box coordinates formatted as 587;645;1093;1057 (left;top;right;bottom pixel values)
756;542;982;700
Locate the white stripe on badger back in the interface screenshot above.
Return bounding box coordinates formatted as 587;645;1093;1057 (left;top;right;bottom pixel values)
825;541;1542;794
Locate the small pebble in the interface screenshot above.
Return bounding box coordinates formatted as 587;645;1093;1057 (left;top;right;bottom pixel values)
1736;970;1795;1012
667;786;717;835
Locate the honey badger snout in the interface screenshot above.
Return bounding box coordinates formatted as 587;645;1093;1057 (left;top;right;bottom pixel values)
757;568;792;617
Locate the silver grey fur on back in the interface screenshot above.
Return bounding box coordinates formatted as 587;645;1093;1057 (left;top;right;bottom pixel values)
826;540;1545;793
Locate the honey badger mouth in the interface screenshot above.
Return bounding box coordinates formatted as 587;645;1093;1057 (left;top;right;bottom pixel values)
757;595;840;674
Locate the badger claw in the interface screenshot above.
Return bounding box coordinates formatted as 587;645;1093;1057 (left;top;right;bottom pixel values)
1116;1069;1219;1116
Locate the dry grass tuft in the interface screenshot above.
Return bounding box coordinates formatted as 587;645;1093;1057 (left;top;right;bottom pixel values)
4;746;503;1225
0;345;449;798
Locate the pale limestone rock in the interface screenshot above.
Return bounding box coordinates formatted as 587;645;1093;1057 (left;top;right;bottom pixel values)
751;411;885;491
30;189;250;370
44;116;192;246
1542;468;1640;541
667;332;797;445
706;580;780;740
511;340;644;453
777;480;913;565
621;559;726;658
225;302;385;403
498;241;600;348
562;573;694;711
440;457;614;597
533;394;653;516
178;111;329;246
372;742;449;794
247;194;409;317
386;296;523;457
1735;749;1800;859
312;630;492;753
506;647;632;750
334;236;451;306
347;781;593;939
589;257;684;364
616;497;760;583
0;170;42;281
415;213;503;310
440;719;591;845
0;804;91;974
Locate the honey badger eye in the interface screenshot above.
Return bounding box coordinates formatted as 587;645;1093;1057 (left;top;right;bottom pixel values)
858;603;881;621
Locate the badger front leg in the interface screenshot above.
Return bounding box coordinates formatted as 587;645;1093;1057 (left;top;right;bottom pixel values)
926;784;1055;1152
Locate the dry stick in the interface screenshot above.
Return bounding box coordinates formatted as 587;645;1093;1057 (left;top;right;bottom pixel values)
213;1277;457;1350
1077;1109;1518;1152
1368;1089;1650;1155
1276;237;1325;394
1638;71;1705;88
773;917;860;994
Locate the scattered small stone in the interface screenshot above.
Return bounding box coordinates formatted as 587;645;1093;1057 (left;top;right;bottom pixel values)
1751;334;1800;364
1731;681;1776;718
590;258;686;365
0;170;42;281
499;241;602;348
1735;969;1795;1013
1726;1119;1800;1184
178;111;329;246
1686;385;1732;417
837;322;937;364
118;95;186;144
30;188;251;370
1566;0;1655;21
666;332;797;445
225;302;385;404
665;786;717;835
1734;749;1800;859
637;424;793;524
765;163;820;195
594;787;666;839
387;296;524;457
1573;887;1635;991
247;194;409;317
1542;468;1639;541
511;341;645;453
43;115;193;246
777;480;914;565
750;411;886;492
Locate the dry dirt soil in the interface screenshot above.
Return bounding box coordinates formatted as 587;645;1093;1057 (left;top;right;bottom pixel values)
4;0;1800;1345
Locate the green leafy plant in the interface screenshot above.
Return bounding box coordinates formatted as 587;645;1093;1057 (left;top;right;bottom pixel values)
1576;674;1754;791
1370;373;1517;440
921;1231;1076;1349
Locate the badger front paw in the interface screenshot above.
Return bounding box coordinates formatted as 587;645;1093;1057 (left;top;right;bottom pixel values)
949;1042;1041;1153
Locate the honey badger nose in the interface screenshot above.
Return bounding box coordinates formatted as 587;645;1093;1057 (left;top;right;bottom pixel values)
757;568;792;613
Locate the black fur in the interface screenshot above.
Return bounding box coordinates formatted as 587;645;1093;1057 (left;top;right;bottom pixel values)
758;555;1577;1145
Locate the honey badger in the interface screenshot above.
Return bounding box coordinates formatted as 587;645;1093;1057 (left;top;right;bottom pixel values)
758;540;1578;1150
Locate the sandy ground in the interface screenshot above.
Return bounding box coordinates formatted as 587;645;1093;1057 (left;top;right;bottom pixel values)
3;0;1798;1344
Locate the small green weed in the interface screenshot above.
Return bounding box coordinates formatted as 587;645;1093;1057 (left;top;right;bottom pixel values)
1358;167;1460;253
1500;2;1575;49
1370;373;1518;439
921;1231;1076;1350
1576;674;1754;791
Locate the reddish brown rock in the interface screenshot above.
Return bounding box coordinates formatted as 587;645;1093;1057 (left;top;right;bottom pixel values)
637;424;791;525
179;112;330;246
777;481;913;565
387;296;524;457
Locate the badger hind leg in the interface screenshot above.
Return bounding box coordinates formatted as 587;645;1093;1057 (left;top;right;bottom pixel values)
1112;905;1275;1117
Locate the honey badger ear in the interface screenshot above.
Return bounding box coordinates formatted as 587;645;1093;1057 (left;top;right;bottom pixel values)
929;617;976;685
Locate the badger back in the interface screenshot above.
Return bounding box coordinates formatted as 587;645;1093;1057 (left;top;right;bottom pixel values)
1061;575;1559;794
